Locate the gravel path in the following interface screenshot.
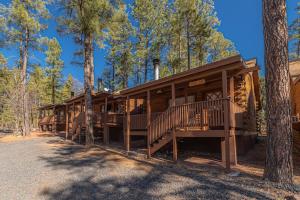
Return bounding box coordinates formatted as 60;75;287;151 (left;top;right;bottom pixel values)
0;135;298;200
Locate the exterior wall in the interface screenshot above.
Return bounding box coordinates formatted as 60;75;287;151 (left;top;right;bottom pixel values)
292;81;300;115
244;73;257;131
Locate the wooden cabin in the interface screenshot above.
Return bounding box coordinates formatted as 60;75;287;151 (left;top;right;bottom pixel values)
38;104;66;133
291;59;300;131
121;55;260;170
64;91;124;143
38;55;261;170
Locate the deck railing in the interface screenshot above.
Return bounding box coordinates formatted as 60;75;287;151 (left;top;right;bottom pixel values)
39;115;55;125
93;112;123;126
124;113;161;130
106;113;124;125
148;99;229;145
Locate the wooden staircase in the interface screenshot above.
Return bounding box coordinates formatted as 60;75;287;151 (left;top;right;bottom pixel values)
71;112;105;144
148;99;227;156
150;132;173;155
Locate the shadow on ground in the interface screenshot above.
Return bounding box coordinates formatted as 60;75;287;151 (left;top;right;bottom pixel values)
37;137;291;200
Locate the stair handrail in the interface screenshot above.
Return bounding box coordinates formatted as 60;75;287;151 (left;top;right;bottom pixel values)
148;98;228;145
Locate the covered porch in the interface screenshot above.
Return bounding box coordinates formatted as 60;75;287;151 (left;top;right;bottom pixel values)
65;92;124;144
38;104;66;133
121;56;258;171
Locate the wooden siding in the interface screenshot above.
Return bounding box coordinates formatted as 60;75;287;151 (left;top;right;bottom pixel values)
292;81;300;115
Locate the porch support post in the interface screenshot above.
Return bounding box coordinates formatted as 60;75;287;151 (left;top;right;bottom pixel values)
104;97;109;144
222;70;231;171
229;76;237;165
65;105;69;140
125;96;130;152
147;90;151;158
184;84;188;132
53;106;56;133
172;83;177;161
72;102;75;137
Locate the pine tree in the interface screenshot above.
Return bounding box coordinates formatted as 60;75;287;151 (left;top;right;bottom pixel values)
1;0;50;136
44;38;64;104
106;4;134;90
28;65;50;127
60;74;73;101
206;30;237;63
58;0;116;145
289;2;300;59
132;0;169;83
263;0;293;185
0;67;23;133
167;0;235;73
0;53;6;68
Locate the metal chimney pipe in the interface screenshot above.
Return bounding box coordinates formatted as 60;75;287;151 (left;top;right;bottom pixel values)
153;58;160;80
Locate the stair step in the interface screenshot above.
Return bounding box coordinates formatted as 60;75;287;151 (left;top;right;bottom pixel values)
150;133;173;155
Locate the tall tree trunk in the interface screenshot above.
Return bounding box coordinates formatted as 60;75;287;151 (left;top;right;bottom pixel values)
21;28;30;136
263;0;293;185
144;38;149;83
186;17;191;70
112;64;115;91
52;75;55;104
90;45;94;90
297;39;300;58
84;33;94;146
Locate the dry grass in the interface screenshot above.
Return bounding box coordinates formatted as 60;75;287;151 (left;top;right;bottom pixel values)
0;131;53;143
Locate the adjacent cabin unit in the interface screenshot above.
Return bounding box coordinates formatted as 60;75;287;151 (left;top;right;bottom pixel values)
63;91;124;143
291;59;300;131
38;55;261;170
121;55;260;169
38;104;66;134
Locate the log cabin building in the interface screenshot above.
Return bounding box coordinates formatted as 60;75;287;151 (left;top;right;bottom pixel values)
291;59;300;131
38;55;261;170
38;104;66;133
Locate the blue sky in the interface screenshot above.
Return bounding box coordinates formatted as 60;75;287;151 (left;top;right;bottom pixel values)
0;0;299;83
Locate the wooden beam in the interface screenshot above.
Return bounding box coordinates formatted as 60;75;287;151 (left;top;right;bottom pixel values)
229;77;237;165
222;70;231;171
184;85;188;132
171;83;177;161
176;130;225;137
126;96;130;152
104;97;109;144
72;102;75;136
65;105;69;140
130;131;147;136
147;90;151;158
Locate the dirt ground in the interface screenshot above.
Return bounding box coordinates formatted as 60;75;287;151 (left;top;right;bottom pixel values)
0;132;299;200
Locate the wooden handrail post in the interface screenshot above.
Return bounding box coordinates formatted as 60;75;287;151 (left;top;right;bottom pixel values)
147;90;151;158
171;83;178;161
65;105;69;140
104;97;109;144
222;70;231;171
126;96;130;152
